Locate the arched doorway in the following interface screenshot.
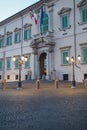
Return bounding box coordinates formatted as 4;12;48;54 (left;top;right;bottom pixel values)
39;53;47;79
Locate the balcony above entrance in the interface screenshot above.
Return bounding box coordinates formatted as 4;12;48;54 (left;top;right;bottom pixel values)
30;31;55;53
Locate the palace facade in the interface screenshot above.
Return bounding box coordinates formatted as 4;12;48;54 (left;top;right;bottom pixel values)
0;0;87;83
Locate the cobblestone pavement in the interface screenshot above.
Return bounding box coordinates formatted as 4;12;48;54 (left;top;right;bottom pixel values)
0;85;87;130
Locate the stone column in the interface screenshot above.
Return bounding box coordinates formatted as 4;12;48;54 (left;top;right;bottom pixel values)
37;55;40;79
46;51;51;80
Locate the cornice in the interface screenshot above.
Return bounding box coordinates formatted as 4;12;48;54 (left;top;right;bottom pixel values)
77;0;87;8
58;7;71;15
0;0;53;27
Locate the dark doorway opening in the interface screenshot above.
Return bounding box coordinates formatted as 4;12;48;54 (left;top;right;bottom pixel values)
39;53;47;79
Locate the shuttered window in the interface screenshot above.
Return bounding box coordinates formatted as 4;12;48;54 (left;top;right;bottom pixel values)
24;28;31;40
81;7;87;23
0;60;3;70
40;13;48;33
14;32;21;43
6;35;12;46
82;48;87;63
7;58;11;70
61;15;68;29
62;51;68;65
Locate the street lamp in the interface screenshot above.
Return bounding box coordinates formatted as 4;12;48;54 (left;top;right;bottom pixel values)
66;55;81;88
13;55;27;89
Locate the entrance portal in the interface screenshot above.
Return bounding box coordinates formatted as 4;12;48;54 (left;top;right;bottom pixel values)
39;53;47;79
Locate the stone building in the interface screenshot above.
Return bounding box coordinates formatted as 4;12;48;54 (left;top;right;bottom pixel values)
0;0;87;83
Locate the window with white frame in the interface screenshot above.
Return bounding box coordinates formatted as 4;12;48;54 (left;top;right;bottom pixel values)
61;50;69;65
58;8;71;31
0;36;4;48
81;7;87;23
24;55;30;68
14;57;19;69
0;59;3;70
14;31;21;43
82;47;87;63
6;33;12;46
40;12;49;34
24;28;31;40
61;14;69;30
6;58;11;70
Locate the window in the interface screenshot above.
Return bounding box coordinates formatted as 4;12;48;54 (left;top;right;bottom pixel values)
15;75;18;80
61;14;68;29
82;47;87;63
0;59;3;70
24;28;31;40
62;50;68;65
0;75;1;79
14;58;19;69
0;37;4;48
25;75;28;80
63;74;68;81
84;74;87;79
58;7;71;31
6;58;11;70
40;13;48;33
7;75;10;80
25;57;30;68
81;7;87;23
14;31;21;43
6;34;12;46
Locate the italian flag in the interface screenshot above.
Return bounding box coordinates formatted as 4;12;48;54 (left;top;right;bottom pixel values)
29;9;38;24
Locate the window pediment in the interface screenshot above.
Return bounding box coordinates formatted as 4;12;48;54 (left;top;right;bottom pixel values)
6;31;12;35
24;23;32;29
77;0;87;8
58;7;71;15
14;28;21;32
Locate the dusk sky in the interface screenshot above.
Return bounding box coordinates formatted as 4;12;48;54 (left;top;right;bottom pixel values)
0;0;39;22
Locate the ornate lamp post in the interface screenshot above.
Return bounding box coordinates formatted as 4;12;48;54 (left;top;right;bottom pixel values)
66;55;81;88
13;55;27;89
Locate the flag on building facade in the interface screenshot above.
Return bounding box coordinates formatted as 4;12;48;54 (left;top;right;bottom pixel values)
29;9;38;24
40;6;45;25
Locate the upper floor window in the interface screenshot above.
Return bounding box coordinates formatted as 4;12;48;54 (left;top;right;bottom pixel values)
61;14;68;30
77;0;87;24
82;47;87;63
6;32;12;46
62;50;69;65
6;58;11;70
0;59;3;70
24;24;32;41
58;7;71;31
81;7;87;23
14;28;21;43
24;28;31;40
40;13;48;33
0;36;4;48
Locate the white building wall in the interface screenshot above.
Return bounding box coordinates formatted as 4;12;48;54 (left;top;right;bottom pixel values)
0;0;87;83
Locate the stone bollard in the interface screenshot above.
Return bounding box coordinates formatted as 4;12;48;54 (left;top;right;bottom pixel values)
54;79;58;88
83;78;87;87
36;80;40;89
2;79;6;89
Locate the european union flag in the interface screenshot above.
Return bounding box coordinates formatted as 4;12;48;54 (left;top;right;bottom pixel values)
40;6;44;25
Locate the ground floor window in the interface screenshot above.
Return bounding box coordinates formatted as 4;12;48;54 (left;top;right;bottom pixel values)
63;74;68;80
25;75;28;80
84;74;87;79
15;75;18;80
0;75;1;79
7;75;10;80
